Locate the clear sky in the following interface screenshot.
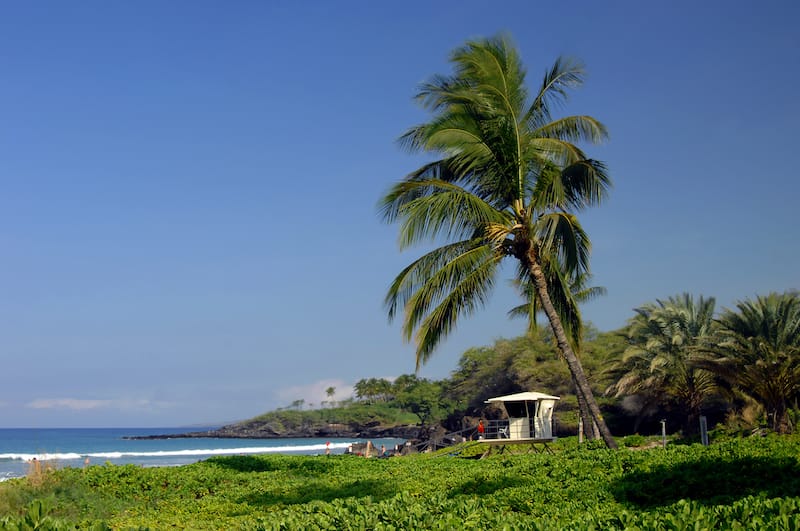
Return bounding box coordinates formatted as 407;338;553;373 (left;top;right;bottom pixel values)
1;1;798;427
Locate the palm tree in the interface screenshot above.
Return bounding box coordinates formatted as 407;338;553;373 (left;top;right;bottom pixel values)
379;35;617;448
697;291;800;433
607;293;719;434
325;386;336;407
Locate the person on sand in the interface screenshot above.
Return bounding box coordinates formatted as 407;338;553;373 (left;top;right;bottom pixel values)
477;420;485;440
380;444;386;457
325;441;331;456
29;457;41;477
365;440;374;458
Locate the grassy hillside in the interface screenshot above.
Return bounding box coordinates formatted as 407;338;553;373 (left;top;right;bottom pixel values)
2;435;799;529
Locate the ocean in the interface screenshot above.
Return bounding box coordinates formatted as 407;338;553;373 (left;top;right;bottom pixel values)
0;428;403;481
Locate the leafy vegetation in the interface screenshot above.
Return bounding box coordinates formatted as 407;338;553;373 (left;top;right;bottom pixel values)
696;291;800;433
606;294;720;435
1;435;799;529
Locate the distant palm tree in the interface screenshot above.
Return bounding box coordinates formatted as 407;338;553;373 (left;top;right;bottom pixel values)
325;386;336;407
697;291;800;433
379;35;616;448
607;293;718;434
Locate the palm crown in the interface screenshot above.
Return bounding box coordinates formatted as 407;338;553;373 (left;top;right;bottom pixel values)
381;36;610;364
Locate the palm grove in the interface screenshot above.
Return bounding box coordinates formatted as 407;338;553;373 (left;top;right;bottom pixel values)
379;35;800;446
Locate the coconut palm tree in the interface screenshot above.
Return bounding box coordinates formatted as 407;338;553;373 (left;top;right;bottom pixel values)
607;293;719;434
697;291;800;433
379;35;616;448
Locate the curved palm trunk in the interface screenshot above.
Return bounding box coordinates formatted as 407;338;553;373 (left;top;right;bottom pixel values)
527;252;617;449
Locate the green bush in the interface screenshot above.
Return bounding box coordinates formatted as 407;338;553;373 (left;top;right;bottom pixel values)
1;436;799;529
622;434;647;447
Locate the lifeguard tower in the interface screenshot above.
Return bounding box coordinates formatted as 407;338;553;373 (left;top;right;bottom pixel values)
478;391;560;455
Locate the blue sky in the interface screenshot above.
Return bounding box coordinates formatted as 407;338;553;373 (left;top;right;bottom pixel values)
1;1;798;427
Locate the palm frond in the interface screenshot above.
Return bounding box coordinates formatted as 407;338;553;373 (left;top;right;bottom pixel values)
533;115;608;145
524;56;586;129
378;160;458;223
525;137;587;168
556;159;611;210
508;261;604;347
507;276;540;334
575;285;607;302
408;246;501;368
526;158;610;213
384;240;481;322
450;34;528;115
535;212;591;276
395;181;508;248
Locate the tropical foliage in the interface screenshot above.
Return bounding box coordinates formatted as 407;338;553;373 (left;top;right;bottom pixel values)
607;294;720;434
697;291;800;433
380;34;616;447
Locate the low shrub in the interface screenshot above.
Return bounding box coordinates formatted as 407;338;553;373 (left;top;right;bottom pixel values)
0;435;798;529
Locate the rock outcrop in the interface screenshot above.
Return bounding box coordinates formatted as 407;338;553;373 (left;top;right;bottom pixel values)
126;421;423;440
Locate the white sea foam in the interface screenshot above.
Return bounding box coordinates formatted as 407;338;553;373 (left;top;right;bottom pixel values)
0;441;354;462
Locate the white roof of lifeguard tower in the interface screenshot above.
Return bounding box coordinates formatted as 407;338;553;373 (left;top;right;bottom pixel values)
485;392;560;403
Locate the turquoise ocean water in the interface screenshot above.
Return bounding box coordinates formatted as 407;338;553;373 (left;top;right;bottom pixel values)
0;428;402;480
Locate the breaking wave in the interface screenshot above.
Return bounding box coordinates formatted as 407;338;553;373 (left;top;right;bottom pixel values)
0;441;354;463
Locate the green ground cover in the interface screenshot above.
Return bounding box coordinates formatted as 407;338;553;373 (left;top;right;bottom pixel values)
1;435;799;530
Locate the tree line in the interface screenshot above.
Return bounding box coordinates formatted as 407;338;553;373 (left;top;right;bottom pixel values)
349;290;800;440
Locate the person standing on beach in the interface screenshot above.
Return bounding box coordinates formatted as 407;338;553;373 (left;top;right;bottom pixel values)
30;457;41;477
477;420;485;440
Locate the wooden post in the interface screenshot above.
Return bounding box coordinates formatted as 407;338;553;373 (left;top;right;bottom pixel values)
700;416;709;446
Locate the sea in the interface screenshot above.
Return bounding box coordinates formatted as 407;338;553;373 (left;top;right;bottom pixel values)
0;428;404;481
